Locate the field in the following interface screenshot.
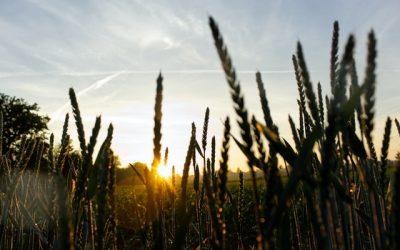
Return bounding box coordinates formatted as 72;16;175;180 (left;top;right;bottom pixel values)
1;16;400;250
114;178;263;248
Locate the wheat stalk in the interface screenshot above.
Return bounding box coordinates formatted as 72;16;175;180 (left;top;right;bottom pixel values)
296;43;321;128
209;17;264;248
330;21;339;93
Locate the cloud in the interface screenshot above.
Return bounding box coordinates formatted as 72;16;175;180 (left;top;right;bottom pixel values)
1;0;399;166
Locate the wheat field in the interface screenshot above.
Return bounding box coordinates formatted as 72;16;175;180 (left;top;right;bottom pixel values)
0;16;399;250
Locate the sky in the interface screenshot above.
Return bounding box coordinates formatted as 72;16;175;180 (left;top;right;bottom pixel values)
1;0;400;174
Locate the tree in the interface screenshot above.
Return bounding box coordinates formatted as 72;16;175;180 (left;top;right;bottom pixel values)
0;93;50;154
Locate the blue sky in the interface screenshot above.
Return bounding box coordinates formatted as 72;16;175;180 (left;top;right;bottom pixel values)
1;0;400;172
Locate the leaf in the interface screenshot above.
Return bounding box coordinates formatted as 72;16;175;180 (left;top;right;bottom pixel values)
230;133;263;169
256;122;297;166
346;128;367;158
129;163;147;185
195;140;204;158
266;127;321;235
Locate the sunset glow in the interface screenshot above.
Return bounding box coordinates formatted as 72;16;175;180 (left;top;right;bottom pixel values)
157;164;172;178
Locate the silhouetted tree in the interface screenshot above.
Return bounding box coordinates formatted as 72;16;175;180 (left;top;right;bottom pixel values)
0;93;49;153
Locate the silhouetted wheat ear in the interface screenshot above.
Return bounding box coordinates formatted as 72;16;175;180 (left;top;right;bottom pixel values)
333;35;355;110
69;88;86;156
147;74;164;249
152;72;163;172
294;54;314;136
323;35;355;173
180;122;196;208
330;21;339;94
288;115;301;151
350;58;359;88
192;140;197;173
218;117;230;206
296;42;321;128
317;82;325;129
56;113;69;169
86;116;101;167
297;100;304;140
77;116;101;207
207;157;211;174
209;17;254;160
349;85;357;129
202;107;210;154
211;136;216;174
194;164;199;192
61;113;69;145
49;133;55;172
171;165;175;188
350;58;364;132
325;95;330;115
395;119;400;137
163;147;169;166
380;117;391;190
363;31;377;162
256;72;274;129
251;115;267;163
293;56;306;116
210;17;268;248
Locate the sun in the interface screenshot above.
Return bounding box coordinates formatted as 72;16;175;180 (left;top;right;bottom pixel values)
157;164;172;178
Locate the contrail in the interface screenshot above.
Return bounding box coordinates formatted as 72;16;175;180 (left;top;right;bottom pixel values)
121;69;295;75
0;69;296;78
49;71;123;125
59;69;296;75
75;71;123;97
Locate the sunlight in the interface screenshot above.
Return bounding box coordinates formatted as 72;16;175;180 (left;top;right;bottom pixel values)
157;164;173;178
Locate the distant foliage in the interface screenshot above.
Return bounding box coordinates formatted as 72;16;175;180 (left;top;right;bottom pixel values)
0;93;49;153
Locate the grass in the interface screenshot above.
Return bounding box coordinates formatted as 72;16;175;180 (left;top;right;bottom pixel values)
0;16;399;249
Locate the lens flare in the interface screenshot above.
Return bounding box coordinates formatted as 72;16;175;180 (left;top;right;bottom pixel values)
157;164;172;178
